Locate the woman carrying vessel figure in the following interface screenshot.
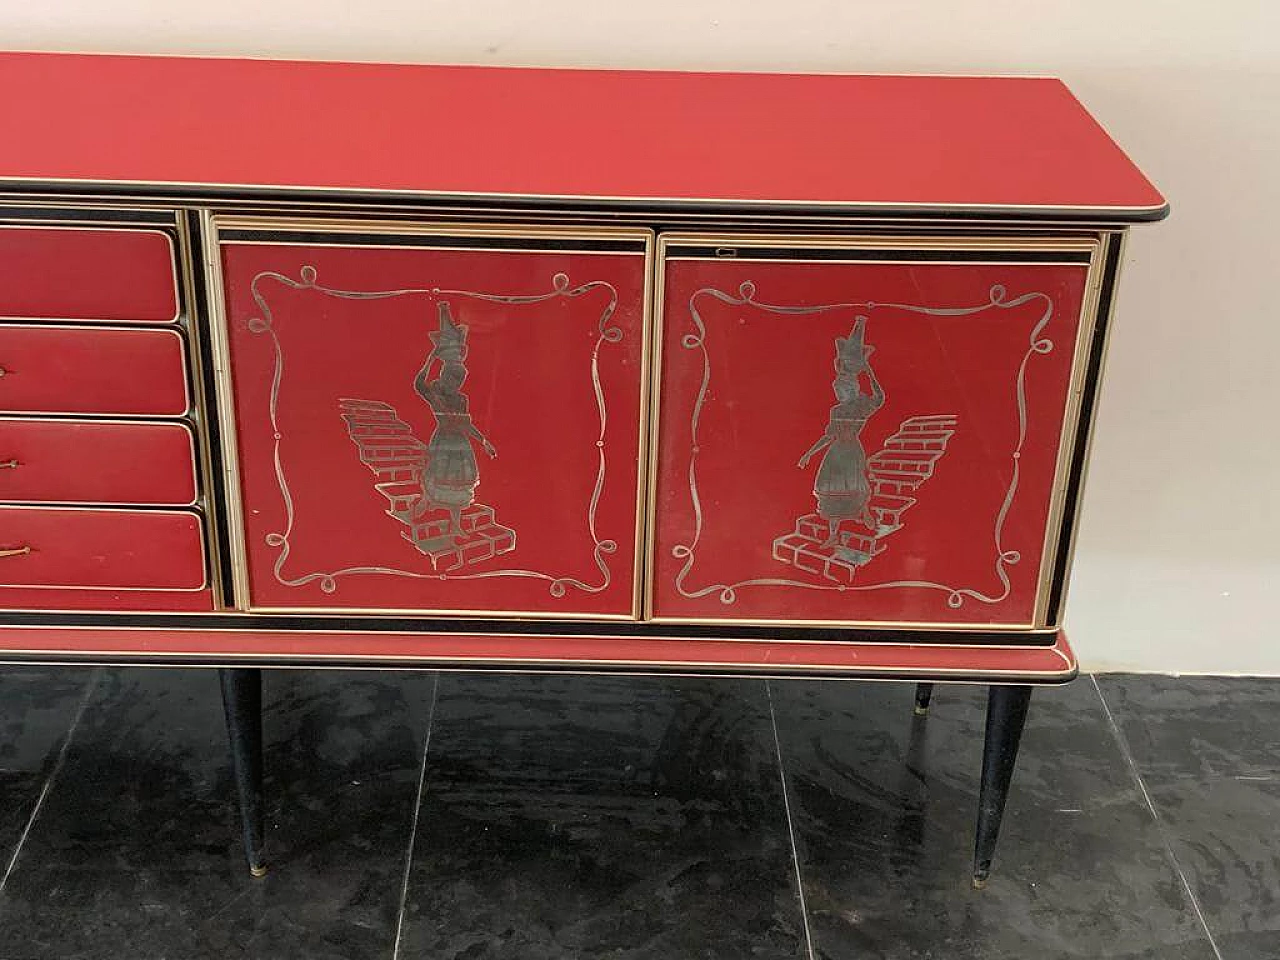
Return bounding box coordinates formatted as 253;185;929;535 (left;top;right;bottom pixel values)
412;301;497;538
797;316;885;546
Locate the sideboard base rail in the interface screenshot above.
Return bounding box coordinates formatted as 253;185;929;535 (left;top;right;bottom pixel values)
0;628;1078;682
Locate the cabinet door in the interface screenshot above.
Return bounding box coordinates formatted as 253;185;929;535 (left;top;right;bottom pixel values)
212;219;651;619
648;234;1104;630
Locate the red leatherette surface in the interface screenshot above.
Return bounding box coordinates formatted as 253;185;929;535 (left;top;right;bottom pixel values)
0;418;196;505
0;325;189;416
0;505;206;590
0;227;178;322
0;52;1164;215
0;587;214;613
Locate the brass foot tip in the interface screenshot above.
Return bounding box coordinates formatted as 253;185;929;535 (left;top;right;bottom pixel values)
249;863;269;879
971;875;988;890
913;705;929;716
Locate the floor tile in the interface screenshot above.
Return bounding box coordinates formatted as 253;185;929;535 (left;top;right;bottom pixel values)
1144;774;1280;960
396;673;806;960
770;679;1217;960
1096;675;1280;780
0;668;435;960
0;667;95;873
4;668;1275;959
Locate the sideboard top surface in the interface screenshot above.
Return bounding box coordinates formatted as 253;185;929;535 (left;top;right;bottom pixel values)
0;51;1164;220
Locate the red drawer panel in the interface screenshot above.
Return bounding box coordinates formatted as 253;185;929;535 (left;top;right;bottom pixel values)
0;586;215;612
0;506;206;590
0;418;197;505
0;324;189;416
0;226;179;322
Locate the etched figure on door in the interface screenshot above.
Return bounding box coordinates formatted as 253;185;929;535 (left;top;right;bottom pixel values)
798;316;884;544
773;315;958;583
338;300;516;572
413;302;497;532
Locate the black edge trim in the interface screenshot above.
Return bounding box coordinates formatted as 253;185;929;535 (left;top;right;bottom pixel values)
1;178;1168;226
0;609;1056;646
1044;237;1123;622
665;246;1094;263
220;229;646;253
0;649;1078;682
0;204;179;226
1132;202;1171;223
185;210;238;608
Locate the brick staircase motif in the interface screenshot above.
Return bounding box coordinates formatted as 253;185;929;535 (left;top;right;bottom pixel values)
772;414;957;583
338;399;516;571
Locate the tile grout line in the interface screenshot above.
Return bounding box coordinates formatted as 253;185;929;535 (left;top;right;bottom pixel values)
0;668;102;894
1089;674;1225;960
765;679;817;960
391;671;441;960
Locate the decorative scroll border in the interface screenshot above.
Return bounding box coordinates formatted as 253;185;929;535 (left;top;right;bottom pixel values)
673;281;1054;608
247;267;622;597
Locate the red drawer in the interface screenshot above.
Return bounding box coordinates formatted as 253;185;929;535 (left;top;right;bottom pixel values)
0;585;215;612
0;226;179;322
0;506;206;590
0;324;189;416
0;418;197;505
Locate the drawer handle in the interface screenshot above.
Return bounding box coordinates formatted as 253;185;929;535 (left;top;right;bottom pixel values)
0;366;7;377
0;459;18;469
0;545;31;558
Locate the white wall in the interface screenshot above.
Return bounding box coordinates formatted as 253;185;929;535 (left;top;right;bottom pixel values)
4;1;1277;673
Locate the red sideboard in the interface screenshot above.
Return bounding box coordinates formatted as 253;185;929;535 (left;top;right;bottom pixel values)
0;52;1163;881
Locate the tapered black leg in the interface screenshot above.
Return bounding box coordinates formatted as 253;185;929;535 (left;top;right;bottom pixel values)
913;682;934;716
973;684;1032;888
220;668;267;877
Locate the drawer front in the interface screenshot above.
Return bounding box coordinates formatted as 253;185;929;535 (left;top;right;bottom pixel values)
648;234;1101;630
0;418;197;505
0;506;206;590
0;226;179;322
0;324;189;416
0;585;215;612
214;219;652;619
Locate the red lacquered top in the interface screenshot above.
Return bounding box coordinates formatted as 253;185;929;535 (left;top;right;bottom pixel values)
0;52;1165;220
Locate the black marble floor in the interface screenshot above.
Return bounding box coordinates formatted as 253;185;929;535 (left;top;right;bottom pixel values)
0;669;1272;959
